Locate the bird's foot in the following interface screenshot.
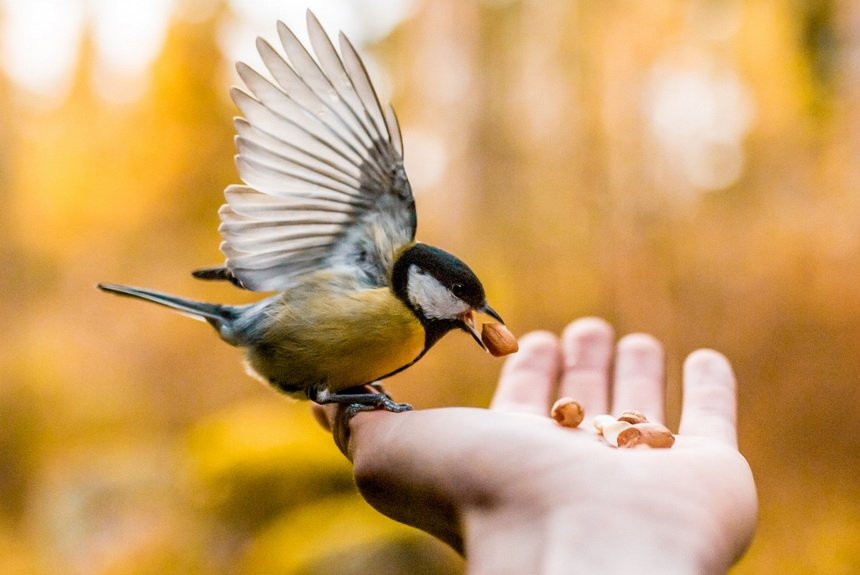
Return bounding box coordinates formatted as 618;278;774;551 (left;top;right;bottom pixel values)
312;385;413;414
350;395;413;415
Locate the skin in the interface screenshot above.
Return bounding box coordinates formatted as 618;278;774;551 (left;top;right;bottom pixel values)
315;317;758;575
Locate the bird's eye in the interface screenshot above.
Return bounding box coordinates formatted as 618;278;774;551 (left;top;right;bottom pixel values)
451;283;464;297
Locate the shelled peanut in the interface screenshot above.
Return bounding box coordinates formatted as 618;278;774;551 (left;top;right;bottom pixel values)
550;400;675;449
481;323;519;356
593;411;675;449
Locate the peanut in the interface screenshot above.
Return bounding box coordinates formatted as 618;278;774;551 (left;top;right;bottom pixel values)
592;414;617;435
617;410;648;425
551;398;585;428
616;425;643;448
589;410;676;448
625;422;675;448
481;323;519;356
602;420;633;447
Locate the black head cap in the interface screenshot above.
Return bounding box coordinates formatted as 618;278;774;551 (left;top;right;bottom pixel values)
392;243;503;348
392;244;485;308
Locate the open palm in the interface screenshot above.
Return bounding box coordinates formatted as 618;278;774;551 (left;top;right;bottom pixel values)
318;318;757;574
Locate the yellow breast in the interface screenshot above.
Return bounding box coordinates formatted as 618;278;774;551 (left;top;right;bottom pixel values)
245;284;426;396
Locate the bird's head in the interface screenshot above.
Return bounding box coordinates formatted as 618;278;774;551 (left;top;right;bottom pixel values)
392;243;503;350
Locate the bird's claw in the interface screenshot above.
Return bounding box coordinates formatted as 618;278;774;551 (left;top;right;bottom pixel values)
340;395;411;417
313;383;412;412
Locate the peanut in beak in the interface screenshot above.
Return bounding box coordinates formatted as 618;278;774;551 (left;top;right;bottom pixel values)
481;322;519;356
460;306;518;357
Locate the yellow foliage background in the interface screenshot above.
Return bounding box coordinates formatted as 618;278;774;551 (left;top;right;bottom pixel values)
1;1;859;573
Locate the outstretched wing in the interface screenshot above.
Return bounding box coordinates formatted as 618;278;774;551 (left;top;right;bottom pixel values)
199;11;415;291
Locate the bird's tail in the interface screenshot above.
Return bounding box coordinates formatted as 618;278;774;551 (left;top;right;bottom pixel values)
97;283;233;326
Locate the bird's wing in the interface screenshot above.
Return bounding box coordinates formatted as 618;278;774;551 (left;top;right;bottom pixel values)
203;11;415;292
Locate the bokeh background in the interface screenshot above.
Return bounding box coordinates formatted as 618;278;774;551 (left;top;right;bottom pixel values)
1;0;859;573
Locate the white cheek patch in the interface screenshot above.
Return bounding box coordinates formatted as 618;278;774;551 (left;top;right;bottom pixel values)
407;265;469;320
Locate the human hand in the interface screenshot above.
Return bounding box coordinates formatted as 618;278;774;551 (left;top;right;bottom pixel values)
315;318;757;574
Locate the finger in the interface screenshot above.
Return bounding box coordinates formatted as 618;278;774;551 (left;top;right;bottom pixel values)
490;331;560;415
312;386;384;459
557;317;615;416
611;333;666;423
678;349;737;447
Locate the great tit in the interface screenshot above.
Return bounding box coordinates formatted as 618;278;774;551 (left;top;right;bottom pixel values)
99;11;505;413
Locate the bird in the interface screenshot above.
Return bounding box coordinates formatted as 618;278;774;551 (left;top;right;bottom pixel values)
98;11;506;413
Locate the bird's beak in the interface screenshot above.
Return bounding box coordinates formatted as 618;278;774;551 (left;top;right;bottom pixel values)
459;303;505;351
480;303;504;324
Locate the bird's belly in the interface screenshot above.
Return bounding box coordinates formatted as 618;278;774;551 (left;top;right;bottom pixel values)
325;325;425;389
245;291;426;397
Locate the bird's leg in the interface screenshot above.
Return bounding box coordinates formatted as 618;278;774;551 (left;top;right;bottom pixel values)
311;385;412;414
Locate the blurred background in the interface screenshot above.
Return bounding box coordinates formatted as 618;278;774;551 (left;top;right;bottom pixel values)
1;0;859;573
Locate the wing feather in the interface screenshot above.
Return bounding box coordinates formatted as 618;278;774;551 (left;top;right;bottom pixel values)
235;156;371;206
305;11;386;144
224;185;358;218
276;22;374;151
209;12;415;291
236;136;361;192
384;104;404;159
338;33;391;156
234;118;362;182
253;39;381;180
231;88;358;173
